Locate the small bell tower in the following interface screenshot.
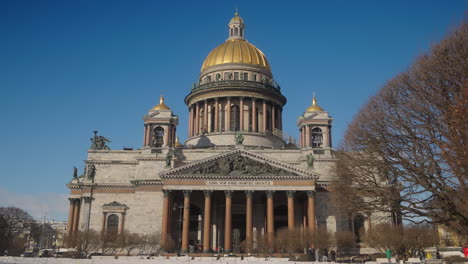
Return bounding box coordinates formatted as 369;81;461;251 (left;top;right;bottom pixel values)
297;94;333;154
143;95;178;148
227;11;245;40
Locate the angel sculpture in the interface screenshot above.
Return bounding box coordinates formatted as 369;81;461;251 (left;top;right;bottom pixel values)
89;130;111;150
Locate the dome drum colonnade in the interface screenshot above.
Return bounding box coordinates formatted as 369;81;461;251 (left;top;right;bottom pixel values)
184;12;287;148
160;189;317;253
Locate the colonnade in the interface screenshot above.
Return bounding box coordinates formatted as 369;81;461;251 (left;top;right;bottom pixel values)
188;97;283;137
143;123;176;147
160;189;316;253
66;198;81;244
299;125;331;149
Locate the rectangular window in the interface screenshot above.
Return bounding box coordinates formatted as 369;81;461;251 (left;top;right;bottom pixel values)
252;74;257;81
243;72;248;80
234;72;239;80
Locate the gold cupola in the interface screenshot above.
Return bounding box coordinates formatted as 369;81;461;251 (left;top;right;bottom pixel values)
200;12;271;72
305;94;325;112
150;95;171;111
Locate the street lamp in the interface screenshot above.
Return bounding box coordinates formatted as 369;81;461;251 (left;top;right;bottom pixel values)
173;202;184;255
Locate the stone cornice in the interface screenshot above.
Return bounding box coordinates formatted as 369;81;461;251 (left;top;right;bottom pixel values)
136;157;165;162
130;180;164;186
162;174;315;181
84;160;139;165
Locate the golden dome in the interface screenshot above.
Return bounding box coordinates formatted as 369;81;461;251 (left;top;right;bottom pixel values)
229;12;244;24
201;39;271;72
150;95;171;111
306;95;325;112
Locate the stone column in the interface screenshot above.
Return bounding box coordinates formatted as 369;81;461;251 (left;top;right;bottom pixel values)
272;104;276;131
188;106;193;137
101;212;107;236
161;190;171;247
252;99;257;132
266;191;275;245
214;99;219;132
307;191;316;233
300;128;304;148
204;100;208;133
279;108;283;130
66;198;75;239
119;213;125;234
195;103;200;136
287;191;295;230
245;191;254;252
305;125;311;148
226;97;231;131
240;97;244;131
262;100;267;132
203;191;212;253
224;190;233;253
323;126;329;148
181;190;191;253
72;199;81;232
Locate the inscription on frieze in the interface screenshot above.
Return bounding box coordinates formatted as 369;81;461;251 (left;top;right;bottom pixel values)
207;181;273;186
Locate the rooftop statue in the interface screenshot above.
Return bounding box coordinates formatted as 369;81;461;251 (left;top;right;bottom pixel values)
306;153;315;168
73;166;78;178
89;130;111;150
235;133;244;145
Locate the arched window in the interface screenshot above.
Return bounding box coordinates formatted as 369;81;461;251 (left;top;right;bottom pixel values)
230;28;233;37
311;127;323;148
234;27;238;36
240;28;243;37
266;109;271;132
210;106;216;132
107;214;119;235
230;105;240;131
152;127;164;147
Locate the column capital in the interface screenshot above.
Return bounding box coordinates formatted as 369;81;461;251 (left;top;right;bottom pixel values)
203;190;213;197
266;190;275;198
245;190;254;198
225;190;233;198
286;190;295;198
239;96;245;101
163;189;172;197
183;190;192;197
82;197;92;203
307;190;316;197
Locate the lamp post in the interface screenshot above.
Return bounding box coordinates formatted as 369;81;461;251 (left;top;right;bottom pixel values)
173;202;184;255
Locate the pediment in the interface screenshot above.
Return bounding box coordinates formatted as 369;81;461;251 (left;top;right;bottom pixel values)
160;149;317;180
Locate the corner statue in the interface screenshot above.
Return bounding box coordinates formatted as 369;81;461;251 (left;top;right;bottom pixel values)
235;133;244;145
306;153;315;168
89;131;111;150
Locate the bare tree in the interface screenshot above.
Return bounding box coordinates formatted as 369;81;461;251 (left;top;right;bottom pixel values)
334;231;356;256
362;223;438;260
335;23;468;236
0;207;33;255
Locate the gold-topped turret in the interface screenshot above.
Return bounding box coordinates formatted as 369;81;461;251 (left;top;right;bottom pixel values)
150;95;171;111
174;137;184;148
305;94;324;112
229;12;244;24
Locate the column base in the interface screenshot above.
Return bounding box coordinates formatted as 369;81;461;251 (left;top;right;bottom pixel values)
224;249;232;254
180;250;189;254
202;250;212;253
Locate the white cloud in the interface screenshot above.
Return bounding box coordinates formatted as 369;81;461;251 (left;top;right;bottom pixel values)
0;188;68;221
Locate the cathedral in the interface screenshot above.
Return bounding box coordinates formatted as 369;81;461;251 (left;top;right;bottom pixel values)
66;13;373;253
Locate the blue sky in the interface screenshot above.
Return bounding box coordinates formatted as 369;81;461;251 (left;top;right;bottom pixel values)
0;0;465;220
